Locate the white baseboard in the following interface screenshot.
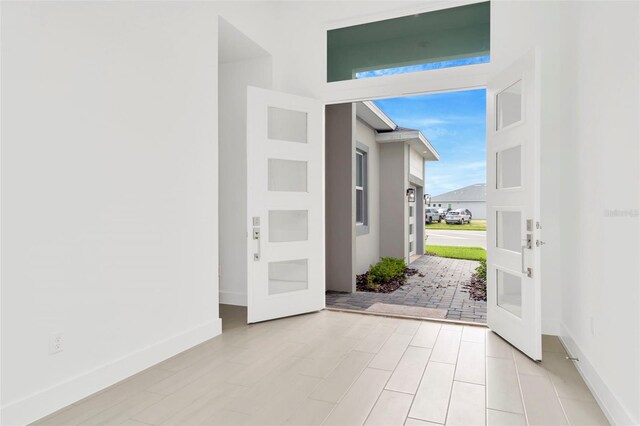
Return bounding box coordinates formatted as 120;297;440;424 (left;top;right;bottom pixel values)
559;323;637;426
0;319;222;426
219;290;247;306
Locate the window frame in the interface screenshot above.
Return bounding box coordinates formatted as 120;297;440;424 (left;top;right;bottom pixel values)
355;142;369;235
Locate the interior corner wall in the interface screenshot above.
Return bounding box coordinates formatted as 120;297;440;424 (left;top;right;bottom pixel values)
218;56;272;306
325;104;356;292
560;2;640;425
354;119;381;275
0;3;220;425
379;143;408;261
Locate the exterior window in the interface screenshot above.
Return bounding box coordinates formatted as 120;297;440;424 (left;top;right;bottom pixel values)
356;149;368;227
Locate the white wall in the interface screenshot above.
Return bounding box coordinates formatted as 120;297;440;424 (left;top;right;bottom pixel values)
1;3;220;424
560;3;640;425
354;119;380;274
218;56;272;306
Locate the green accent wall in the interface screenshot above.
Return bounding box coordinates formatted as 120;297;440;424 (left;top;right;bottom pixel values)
327;2;490;82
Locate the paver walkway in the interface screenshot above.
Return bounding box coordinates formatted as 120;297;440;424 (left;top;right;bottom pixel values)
326;255;487;323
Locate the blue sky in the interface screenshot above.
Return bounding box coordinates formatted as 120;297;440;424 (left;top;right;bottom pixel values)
374;88;487;197
355;56;489;79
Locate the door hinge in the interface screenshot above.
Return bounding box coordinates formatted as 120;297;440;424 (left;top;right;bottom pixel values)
527;267;533;278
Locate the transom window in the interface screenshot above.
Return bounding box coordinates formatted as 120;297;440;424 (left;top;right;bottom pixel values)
327;2;490;82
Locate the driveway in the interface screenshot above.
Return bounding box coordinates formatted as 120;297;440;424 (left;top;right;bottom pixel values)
425;229;486;249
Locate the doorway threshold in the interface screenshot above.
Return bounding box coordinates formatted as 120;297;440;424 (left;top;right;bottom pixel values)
324;307;487;328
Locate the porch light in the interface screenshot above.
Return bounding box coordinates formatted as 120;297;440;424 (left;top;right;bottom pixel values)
406;188;416;203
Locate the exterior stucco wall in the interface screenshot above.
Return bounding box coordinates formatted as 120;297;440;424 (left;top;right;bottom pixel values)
325;104;356;292
379;143;408;261
354;119;380;274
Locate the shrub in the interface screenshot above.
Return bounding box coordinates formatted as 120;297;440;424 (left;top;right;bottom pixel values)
475;260;487;281
367;257;407;287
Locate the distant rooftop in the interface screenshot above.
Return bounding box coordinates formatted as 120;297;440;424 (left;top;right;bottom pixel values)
431;183;486;202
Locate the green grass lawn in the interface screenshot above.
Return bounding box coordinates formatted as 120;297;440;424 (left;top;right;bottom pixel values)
425;219;486;231
425;245;487;261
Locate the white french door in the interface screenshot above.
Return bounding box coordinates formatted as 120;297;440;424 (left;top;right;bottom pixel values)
486;50;542;360
246;87;325;324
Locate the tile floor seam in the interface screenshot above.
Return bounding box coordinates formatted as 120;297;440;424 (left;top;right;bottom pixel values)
549;374;573;426
315;348;376;423
362;363;401;425
442;328;465;425
512;347;532;426
405;324;440;423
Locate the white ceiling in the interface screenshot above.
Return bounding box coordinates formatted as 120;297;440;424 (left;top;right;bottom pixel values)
218;18;270;64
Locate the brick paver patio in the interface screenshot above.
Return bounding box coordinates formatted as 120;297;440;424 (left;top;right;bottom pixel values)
325;255;486;323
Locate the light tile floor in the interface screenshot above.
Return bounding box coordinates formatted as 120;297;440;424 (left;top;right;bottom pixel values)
33;306;609;426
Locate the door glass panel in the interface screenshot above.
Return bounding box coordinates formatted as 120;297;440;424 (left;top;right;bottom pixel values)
269;210;308;242
268;107;307;143
268;159;307;192
269;259;308;295
496;211;521;253
496;80;522;130
496;145;521;188
497;269;522;318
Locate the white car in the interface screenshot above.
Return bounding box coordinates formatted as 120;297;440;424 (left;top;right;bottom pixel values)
445;209;471;224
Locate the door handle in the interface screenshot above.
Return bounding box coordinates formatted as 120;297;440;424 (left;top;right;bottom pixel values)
253;227;261;261
521;233;533;277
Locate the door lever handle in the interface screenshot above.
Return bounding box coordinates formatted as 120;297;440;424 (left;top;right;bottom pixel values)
253;227;261;261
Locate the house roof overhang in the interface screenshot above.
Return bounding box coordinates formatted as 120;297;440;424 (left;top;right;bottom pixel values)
355;101;396;132
376;128;440;161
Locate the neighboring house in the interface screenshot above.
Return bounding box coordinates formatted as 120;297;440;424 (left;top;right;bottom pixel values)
326;101;439;288
429;183;487;219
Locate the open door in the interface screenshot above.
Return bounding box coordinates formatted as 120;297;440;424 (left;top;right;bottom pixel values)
246;87;325;323
486;50;542;360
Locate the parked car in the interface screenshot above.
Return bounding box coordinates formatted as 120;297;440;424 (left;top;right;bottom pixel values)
437;208;447;219
425;208;441;224
445;209;471;224
463;209;473;220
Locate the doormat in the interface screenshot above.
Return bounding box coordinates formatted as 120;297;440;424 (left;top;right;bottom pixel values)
365;303;448;319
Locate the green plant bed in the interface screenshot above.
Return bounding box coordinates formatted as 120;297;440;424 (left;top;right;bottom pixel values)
425;245;487;261
356;257;419;293
425;219;486;231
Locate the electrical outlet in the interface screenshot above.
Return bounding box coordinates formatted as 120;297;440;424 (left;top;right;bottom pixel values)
49;332;64;354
